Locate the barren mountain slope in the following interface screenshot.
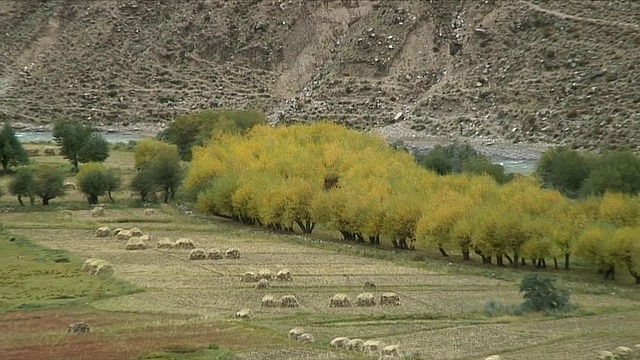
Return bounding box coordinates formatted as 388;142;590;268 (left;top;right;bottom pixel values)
0;0;639;150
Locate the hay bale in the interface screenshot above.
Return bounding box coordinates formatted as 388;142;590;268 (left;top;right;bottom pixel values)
254;279;270;290
242;271;257;282
613;346;633;359
261;294;278;308
330;337;350;349
113;228;124;236
156;238;174;249
43;147;56;156
346;338;365;352
279;295;299;308
363;280;376;289
27;148;40;157
276;269;292;282
61;210;73;217
356;292;376;307
188;248;207;260
124;237;148;250
90;206;105;217
330;293;351;308
364;340;385;354
94;226;111;237
139;234;151;243
63;181;76;190
379;292;400;306
256;269;273;281
67;322;90;333
225;248;240;259
597;352;614;360
82;258;113;276
288;327;306;340
235;308;252;319
115;229;132;240
174;238;195;249
143;208;156;217
130;227;143;237
381;344;402;357
634;344;640;353
207;249;225;260
297;333;314;344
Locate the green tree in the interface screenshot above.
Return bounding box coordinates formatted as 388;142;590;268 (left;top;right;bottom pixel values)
415;142;479;175
8;167;36;206
145;151;183;203
0;124;29;173
33;165;66;206
130;169;157;203
462;156;512;184
104;169;121;203
519;274;571;312
134;138;178;169
574;224;617;280
52;119;109;172
581;150;640;196
76;162;112;204
535;146;590;198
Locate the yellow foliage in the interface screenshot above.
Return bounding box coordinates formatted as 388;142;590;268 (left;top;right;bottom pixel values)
598;192;639;227
134;138;179;169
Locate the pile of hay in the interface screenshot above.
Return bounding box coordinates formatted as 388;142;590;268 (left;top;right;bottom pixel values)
330;293;351;308
188;248;207;260
63;181;76;190
330;337;351;349
130;227;143;237
143;208;156;217
288;328;306;340
261;294;278;308
279;294;299;308
113;228;123;236
254;279;270;290
82;258;114;276
27;148;40;157
256;269;273;281
115;229;133;240
356;292;376;307
67;322;90;333
174;238;195;249
124;237;148;250
235;309;252;319
381;344;402;357
345;339;365;352
297;333;314;344
363;280;376;289
242;271;257;282
43;147;56;156
94;226;111;237
156;238;174;249
208;249;224;260
597;344;639;360
90;206;105;217
225;248;240;259
276;269;292;282
379;292;400;306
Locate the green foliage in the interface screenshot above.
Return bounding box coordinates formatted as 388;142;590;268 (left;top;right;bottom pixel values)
33;164;66;206
519;274;572;312
0;123;29;173
131;168;158;203
8;167;36;206
415;142;479;175
134;138;179;169
76;162;117;204
535;146;591;198
581;150;640;196
132;140;183;203
158;109;268;161
462;156;513;184
52;119;109;172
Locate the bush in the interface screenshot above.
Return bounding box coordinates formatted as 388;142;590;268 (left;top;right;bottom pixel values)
519;274;572;312
535;146;591;198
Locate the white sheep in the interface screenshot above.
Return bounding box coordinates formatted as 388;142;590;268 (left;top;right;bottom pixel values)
235;309;252;319
288;327;306;340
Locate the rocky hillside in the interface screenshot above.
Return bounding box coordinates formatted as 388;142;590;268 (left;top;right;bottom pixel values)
0;0;639;150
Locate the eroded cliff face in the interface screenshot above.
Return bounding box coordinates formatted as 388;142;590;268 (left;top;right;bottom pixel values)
1;0;639;150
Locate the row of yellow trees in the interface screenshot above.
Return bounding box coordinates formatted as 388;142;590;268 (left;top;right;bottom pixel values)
184;123;640;283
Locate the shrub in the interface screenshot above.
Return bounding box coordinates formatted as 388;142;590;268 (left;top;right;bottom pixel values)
519;274;572;312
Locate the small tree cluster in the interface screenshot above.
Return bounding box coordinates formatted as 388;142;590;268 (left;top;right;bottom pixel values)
76;163;121;204
52;119;109;172
131;139;183;203
7;165;66;206
0;124;29;173
519;274;572;313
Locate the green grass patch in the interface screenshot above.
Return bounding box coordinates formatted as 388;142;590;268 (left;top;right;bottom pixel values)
0;231;140;313
140;344;232;360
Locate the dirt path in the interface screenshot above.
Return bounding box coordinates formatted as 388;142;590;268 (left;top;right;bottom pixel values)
520;0;640;29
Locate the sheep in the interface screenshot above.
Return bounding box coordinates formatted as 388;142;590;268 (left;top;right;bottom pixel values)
279;294;299;308
379;292;400;306
82;258;113;276
188;248;207;260
363;340;385;354
363;280;376;289
143;208;156;217
207;249;225;260
63;181;76;190
235;308;252;319
276;269;292;282
174;238;195;249
297;333;314;344
330;293;351;308
130;227;143;237
115;229;132;240
225;248;240;259
330;337;350;349
124;237;148;250
242;271;257;282
345;338;365;352
613;346;633;359
67;322;90;333
61;210;73;217
94;226;111;237
256;269;273;281
356;292;376;307
381;344;402;357
90;206;105;217
156;238;174;249
288;327;306;340
254;279;270;290
261;294;278;308
597;352;614;360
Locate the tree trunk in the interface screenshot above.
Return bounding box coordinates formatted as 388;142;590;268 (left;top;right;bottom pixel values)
87;194;98;204
604;266;615;280
553;258;558;270
355;233;365;243
1;160;8;173
399;238;409;249
512;254;519;268
42;197;50;206
521;258;527;267
438;247;449;257
108;190;115;203
462;249;471;261
564;253;570;270
73;158;79;173
17;195;24;206
163;188;170;204
504;254;514;266
29;195;35;206
496;255;504;267
339;231;353;241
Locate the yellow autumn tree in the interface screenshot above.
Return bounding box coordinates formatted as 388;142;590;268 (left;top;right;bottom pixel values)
610;226;640;285
574;224;617;280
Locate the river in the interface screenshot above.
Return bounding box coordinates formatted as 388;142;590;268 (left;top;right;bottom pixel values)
15;131;538;174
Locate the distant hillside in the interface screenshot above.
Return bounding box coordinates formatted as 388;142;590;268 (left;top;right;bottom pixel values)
0;0;639;151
